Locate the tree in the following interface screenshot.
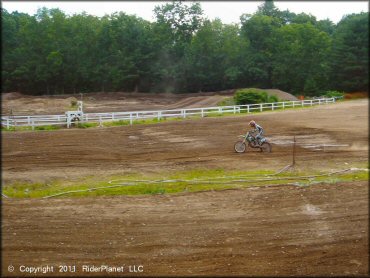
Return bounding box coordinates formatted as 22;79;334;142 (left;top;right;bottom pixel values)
151;1;204;92
271;23;331;95
329;13;369;92
240;14;281;87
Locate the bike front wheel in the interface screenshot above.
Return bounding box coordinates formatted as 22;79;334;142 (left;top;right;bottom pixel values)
234;141;246;153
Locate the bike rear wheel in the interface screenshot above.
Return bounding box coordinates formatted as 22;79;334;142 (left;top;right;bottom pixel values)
260;142;272;153
234;141;246;153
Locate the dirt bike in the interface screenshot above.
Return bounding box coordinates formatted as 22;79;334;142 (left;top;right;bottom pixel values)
234;131;272;153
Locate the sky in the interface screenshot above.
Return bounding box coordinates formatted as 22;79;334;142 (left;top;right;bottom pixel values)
1;1;368;24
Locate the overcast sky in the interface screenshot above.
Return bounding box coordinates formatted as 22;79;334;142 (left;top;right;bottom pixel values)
2;1;368;24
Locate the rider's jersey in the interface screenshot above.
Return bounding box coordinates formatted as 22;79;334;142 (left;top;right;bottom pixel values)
254;123;264;136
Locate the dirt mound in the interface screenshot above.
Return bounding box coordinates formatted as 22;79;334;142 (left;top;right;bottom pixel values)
1;89;297;115
1;92;24;100
247;88;298;101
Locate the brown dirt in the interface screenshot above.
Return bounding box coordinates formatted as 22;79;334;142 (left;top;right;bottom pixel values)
2;182;368;276
1;89;297;115
1;99;369;276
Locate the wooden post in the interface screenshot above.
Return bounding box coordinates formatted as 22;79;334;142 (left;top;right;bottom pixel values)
292;136;296;166
260;104;263;112
201;108;204;117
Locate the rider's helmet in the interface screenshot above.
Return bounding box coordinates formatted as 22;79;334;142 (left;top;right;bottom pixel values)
249;120;256;127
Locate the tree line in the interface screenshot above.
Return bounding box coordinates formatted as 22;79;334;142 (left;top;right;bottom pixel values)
1;1;368;96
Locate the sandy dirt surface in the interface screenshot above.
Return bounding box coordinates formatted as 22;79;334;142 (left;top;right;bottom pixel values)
1;89;297;115
2;99;368;183
2;182;368;276
1;98;368;276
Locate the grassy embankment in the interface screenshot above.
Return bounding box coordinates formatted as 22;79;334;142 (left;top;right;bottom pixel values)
3;164;368;198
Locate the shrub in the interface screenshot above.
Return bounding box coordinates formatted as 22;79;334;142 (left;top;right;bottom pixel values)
234;89;279;105
70;98;78;108
323;90;345;98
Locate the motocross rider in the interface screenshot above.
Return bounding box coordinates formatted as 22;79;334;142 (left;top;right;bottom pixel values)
249;120;264;146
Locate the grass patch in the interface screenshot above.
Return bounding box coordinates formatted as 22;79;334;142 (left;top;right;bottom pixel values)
3;166;368;199
35;125;61;131
76;122;99;128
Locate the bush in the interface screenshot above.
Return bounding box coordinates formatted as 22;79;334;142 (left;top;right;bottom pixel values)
234;89;279;105
323;90;345;98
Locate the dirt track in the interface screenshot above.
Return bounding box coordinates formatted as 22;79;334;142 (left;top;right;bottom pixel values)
2;182;368;276
2;99;368;183
1;99;369;276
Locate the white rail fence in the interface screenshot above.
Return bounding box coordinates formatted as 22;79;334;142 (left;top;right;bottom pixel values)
1;97;336;130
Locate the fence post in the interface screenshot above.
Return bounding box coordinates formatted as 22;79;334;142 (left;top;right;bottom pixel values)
6;118;10;129
130;113;133;125
183;109;186;118
318;99;321;105
293;101;295;108
260;104;263;112
99;115;102;127
201;108;204;117
282;102;285;109
301;100;304;107
157;111;161;121
272;103;274;111
27;116;31;125
247;105;250;113
32;120;35;130
310;100;313;106
112;113;115;120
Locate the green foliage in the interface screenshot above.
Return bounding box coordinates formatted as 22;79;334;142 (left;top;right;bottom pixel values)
234;89;279;105
1;5;368;95
329;13;369;92
34;125;61;131
3;166;367;198
76;122;98;128
70;99;78;108
323;90;344;98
